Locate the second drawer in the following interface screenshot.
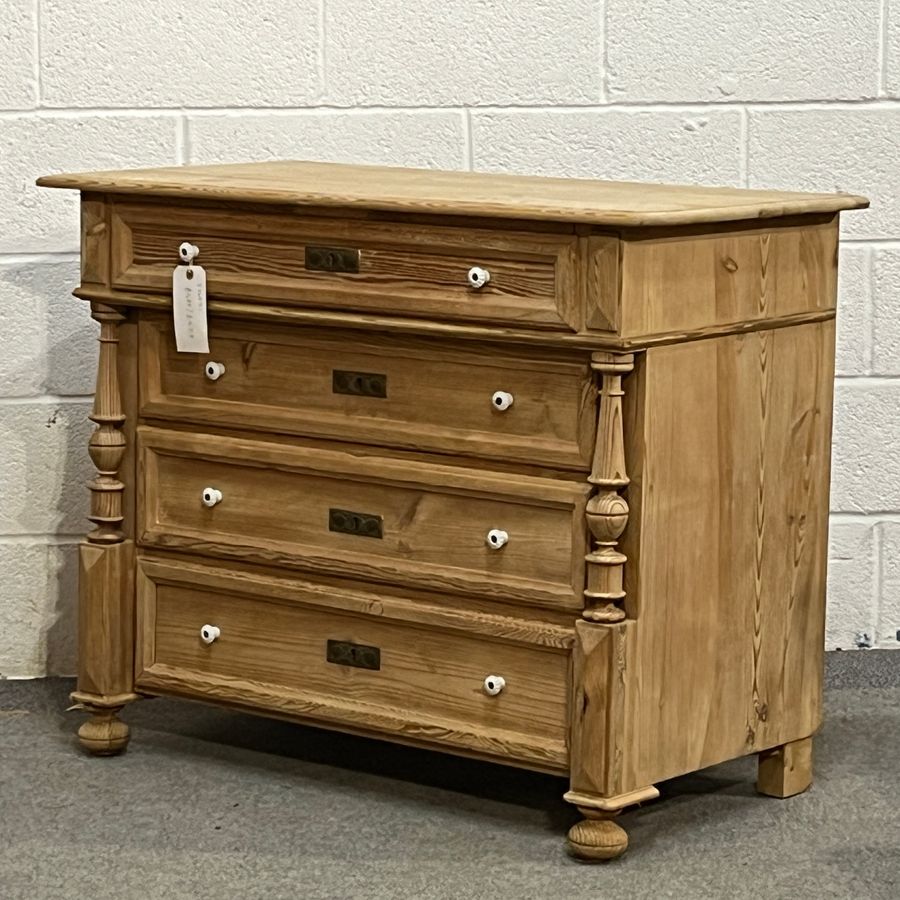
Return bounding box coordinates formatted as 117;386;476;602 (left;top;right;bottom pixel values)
139;315;595;470
138;427;590;612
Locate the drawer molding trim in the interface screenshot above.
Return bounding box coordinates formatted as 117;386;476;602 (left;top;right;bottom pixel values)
138;314;594;470
135;556;571;772
137;427;590;610
137;662;568;772
137;556;577;650
109;201;580;332
583;352;635;623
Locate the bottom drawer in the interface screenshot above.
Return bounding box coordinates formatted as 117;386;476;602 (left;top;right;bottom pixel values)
136;557;572;771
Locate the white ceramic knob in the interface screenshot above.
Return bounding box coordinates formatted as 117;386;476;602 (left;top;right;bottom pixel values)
201;487;223;508
200;624;220;645
467;266;491;289
204;361;226;381
491;391;514;411
486;528;509;550
483;675;506;696
179;241;199;264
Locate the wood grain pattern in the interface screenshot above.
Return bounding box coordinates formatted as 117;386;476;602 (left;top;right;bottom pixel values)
563;786;660;813
566;811;629;861
86;304;127;544
619;216;839;338
757;737;814;798
73;301;141;753
140;662;568;772
135;557;570;770
76;540;135;699
138;554;577;649
117;313;138;541
568;620;630;797
80;194;109;287
139;313;596;470
583;352;634;622
138;427;590;611
583;233;621;331
75;284;839;353
37;160;868;226
111;201;583;331
36;162;862;858
619;320;835;789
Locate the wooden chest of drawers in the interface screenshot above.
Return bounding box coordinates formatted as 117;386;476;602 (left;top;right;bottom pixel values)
38;161;867;861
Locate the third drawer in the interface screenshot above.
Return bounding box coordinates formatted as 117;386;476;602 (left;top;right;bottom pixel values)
138;426;590;612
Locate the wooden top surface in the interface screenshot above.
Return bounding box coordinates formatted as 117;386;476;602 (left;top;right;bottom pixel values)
37;160;868;227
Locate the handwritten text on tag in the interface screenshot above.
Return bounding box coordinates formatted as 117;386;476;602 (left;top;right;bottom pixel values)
172;264;209;353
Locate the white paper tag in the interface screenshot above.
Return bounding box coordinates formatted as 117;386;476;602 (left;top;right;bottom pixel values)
172;264;209;353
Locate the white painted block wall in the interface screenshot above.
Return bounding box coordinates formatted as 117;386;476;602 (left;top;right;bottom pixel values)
1;1;897;676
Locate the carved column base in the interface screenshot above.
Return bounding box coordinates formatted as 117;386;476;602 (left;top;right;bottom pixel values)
564;785;658;862
71;691;138;756
567;808;628;861
582;601;626;623
77;705;130;756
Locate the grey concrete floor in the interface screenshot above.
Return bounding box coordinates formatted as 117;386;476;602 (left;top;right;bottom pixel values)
1;652;898;900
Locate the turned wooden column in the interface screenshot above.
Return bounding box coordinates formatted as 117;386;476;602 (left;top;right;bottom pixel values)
70;302;137;755
86;304;127;543
583;351;634;623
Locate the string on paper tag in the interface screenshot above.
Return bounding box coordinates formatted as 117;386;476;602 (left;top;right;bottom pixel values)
173;241;209;353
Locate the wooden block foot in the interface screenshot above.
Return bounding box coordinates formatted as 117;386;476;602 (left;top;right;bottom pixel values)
566;808;628;861
757;736;813;798
77;706;130;756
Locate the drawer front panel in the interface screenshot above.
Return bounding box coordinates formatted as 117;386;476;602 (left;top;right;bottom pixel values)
140;316;595;469
111;202;581;330
136;557;570;769
138;428;589;611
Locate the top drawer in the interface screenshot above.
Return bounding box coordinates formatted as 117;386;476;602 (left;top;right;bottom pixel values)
110;202;582;331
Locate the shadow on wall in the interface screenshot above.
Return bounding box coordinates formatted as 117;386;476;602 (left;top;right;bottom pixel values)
0;257;96;677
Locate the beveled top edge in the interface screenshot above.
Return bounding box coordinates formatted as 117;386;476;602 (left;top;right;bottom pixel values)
36;160;869;228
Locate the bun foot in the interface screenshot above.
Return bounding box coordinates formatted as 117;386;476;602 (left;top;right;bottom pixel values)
77;707;130;756
566;808;628;861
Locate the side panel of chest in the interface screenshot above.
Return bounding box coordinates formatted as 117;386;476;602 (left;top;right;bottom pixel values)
616;319;835;791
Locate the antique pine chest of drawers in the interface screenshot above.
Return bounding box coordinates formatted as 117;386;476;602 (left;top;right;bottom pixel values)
38;162;867;860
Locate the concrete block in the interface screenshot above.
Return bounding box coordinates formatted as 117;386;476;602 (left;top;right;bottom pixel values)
835;248;869;377
748;110;900;241
41;0;320;107
826;521;877;650
324;0;601;105
831;382;900;513
0;0;36;109
0;542;77;677
471;110;742;184
887;3;900;96
189;111;466;169
0;402;93;536
2;115;178;253
871;249;900;375
606;0;880;102
877;524;900;649
0;258;95;397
